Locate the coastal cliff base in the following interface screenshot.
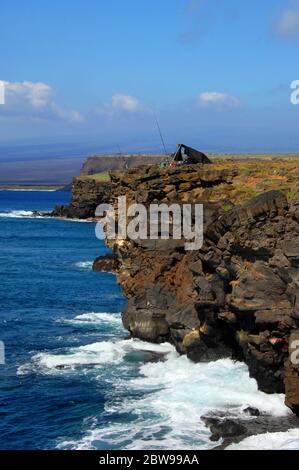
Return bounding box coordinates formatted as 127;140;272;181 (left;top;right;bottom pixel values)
103;163;299;415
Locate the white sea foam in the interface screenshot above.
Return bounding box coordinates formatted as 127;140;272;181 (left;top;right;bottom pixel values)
133;356;289;417
227;429;299;450
0;189;57;192
0;210;34;218
17;309;294;450
74;261;93;270
34;340;127;370
0;210;92;222
56;345;290;450
69;312;122;325
58;217;94;223
63;312;123;332
18;338;173;376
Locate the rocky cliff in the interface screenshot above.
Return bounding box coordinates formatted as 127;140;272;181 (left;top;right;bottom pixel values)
52;176;111;219
51;154;167;218
97;163;299;416
80;154;165;176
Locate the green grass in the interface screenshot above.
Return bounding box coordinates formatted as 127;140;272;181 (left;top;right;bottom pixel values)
287;188;299;201
83;172;110;182
209;159;299;205
80;158;299;206
208;153;299;161
222;202;234;212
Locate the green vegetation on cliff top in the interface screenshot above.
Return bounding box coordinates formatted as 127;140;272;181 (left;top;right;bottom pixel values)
79;172;110;182
79;155;299;207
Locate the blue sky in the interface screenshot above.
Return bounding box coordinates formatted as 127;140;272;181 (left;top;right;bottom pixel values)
1;0;299;152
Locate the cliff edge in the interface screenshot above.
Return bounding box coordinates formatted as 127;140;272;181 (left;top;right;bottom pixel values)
80;154;166;176
99;163;299;416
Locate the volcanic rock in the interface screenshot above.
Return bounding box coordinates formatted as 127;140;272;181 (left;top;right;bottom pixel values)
94;163;299;416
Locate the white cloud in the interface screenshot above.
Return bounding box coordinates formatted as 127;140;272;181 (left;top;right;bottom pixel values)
111;93;142;112
276;9;299;37
0;80;84;122
198;92;240;108
275;1;299;37
50;103;84;123
96;93;147;118
4;81;53;108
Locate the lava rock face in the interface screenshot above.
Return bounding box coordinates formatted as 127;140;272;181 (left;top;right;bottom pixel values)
201;411;299;448
51;177;111;219
93;254;119;273
99;163;299;415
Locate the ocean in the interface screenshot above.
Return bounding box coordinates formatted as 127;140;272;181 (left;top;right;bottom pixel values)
0;190;298;450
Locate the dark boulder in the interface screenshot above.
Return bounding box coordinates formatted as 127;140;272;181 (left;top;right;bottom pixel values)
243;407;260;417
202;417;247;442
93;254;119;273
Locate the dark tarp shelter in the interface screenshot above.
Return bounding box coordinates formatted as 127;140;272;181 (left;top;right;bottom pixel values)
172;144;211;165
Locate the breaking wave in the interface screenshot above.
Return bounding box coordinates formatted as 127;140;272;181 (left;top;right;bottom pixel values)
0;189;57;192
227;429;299;450
0;210;35;218
0;210;92;222
33;340;128;370
17;338;173;375
74;261;93;270
57;351;290;450
67;312;122;325
17;308;295;450
32;317;288;450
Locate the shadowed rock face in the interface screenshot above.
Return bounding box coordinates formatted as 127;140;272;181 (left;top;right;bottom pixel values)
51;177;111;219
201;411;299;448
100;163;299;415
93;254;119;273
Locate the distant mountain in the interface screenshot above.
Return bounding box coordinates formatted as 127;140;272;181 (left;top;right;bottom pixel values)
0;141;167;184
1;138;297;184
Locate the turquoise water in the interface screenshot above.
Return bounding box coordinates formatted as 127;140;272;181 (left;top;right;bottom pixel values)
0;190;292;450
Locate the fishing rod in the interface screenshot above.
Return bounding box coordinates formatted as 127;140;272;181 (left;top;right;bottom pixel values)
155;117;168;156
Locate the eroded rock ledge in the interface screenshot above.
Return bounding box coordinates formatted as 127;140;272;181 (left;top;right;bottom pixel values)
52;177;111;219
103;163;299;415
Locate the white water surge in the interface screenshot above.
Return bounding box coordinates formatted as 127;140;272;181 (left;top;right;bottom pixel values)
227;429;299;450
58;350;291;450
18;311;298;450
74;261;94;270
0;210;35;218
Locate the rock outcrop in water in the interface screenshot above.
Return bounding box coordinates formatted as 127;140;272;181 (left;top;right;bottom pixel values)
201;411;299;448
99;163;299;416
93;253;119;272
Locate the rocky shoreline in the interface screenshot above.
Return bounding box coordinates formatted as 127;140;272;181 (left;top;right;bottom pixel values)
105;164;299;418
201;410;299;449
51;177;111;219
48;162;299;433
